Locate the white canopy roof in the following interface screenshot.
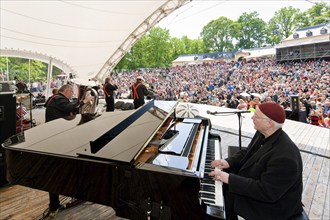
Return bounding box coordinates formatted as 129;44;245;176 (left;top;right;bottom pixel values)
0;1;188;81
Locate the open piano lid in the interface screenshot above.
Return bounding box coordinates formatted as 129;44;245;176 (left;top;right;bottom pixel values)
2;100;178;164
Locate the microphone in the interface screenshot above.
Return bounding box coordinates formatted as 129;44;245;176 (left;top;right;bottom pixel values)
206;110;251;115
236;110;251;113
206;110;217;115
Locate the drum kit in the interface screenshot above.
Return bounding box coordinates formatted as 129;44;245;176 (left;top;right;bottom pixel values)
16;93;35;133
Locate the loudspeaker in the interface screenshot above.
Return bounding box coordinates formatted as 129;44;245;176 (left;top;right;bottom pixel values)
285;110;307;123
115;101;124;109
121;102;134;111
0;92;16;186
0;93;16;143
290;95;300;112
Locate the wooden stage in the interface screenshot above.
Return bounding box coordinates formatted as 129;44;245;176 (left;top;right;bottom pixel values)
0;103;329;219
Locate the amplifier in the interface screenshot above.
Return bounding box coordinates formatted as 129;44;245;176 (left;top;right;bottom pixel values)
0;92;16;186
0;81;15;93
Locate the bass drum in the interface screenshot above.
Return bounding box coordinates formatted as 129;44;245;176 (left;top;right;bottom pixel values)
16;105;27;120
16;119;32;133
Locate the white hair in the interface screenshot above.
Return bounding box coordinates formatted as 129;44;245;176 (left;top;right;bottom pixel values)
272;120;283;129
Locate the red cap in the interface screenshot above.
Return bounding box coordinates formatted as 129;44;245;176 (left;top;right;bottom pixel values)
258;102;286;124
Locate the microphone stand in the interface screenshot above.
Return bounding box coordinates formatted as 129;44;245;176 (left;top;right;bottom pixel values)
28;91;34;128
236;112;243;150
208;110;249;151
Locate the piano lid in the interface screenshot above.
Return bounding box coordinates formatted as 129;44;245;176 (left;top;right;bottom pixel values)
3;100;178;163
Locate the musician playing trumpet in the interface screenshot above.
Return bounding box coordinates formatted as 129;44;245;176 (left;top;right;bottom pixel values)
209;103;304;220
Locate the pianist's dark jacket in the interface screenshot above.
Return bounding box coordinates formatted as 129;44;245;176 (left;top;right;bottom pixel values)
225;129;303;220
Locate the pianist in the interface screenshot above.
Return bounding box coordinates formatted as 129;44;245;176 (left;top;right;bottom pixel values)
209;102;303;220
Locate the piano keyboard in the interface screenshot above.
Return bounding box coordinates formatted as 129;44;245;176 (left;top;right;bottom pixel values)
199;138;225;219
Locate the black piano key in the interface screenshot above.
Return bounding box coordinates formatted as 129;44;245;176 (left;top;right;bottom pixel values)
203;174;213;178
204;168;214;172
201;185;215;191
200;192;215;199
203;178;214;183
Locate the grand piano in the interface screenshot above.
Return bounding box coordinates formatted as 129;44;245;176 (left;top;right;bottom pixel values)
2;100;225;220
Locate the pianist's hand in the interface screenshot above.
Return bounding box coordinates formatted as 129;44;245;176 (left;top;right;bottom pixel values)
210;159;229;169
208;170;229;184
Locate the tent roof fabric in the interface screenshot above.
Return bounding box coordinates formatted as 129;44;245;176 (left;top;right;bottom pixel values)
0;1;188;80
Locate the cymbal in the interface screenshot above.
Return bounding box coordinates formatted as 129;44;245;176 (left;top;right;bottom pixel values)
17;95;29;100
16;93;30;98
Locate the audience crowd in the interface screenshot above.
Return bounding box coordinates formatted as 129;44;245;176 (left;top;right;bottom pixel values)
108;59;329;127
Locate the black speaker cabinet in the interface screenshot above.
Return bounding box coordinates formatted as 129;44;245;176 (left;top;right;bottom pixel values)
0;92;16;186
290;95;300;112
285;109;307;123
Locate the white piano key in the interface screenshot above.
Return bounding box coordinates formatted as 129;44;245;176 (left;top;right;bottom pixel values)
199;138;225;218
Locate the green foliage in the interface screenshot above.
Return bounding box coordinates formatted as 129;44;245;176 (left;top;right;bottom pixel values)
0;57;62;82
268;6;303;39
300;2;330;27
115;27;206;71
265;21;283;46
201;16;238;52
236;11;267;49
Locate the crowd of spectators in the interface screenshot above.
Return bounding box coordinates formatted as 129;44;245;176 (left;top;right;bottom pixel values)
109;59;329;128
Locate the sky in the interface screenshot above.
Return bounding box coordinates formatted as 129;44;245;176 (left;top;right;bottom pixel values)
157;0;328;39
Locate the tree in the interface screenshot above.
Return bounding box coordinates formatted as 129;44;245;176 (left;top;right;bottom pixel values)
30;60;47;82
200;16;238;52
265;22;283;46
144;27;173;67
0;57;11;80
301;2;330;27
0;57;63;83
116;27;206;70
190;39;206;54
236;12;267;49
268;6;303;40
